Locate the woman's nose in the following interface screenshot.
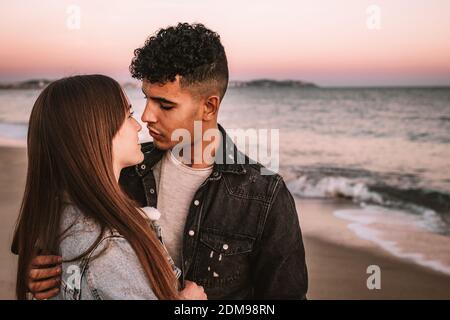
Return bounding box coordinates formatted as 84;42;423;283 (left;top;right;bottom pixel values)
134;118;142;132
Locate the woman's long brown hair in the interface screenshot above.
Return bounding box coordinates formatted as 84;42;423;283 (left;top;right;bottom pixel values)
12;75;179;300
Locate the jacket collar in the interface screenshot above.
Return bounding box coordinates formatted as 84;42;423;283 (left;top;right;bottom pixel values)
214;123;247;175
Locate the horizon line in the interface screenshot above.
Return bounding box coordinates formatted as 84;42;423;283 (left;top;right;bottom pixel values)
1;77;450;89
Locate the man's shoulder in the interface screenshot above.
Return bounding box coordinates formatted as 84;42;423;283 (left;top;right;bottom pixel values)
238;149;283;185
243;162;282;183
224;160;285;204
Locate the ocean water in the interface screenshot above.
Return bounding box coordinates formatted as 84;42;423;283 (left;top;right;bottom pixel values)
1;86;450;270
218;87;450;235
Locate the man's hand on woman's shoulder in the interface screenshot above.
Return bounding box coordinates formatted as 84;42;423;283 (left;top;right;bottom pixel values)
27;255;62;300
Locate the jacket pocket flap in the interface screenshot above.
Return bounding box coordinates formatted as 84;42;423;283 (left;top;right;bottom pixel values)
199;230;254;256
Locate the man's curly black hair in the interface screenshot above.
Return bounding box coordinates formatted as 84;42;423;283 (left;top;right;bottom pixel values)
130;23;229;100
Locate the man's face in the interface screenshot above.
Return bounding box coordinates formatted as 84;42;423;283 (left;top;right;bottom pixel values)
141;76;203;150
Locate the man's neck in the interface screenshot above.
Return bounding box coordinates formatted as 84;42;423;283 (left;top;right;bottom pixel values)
173;123;219;169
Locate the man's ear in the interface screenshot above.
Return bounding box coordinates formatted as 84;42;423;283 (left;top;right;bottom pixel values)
202;95;220;121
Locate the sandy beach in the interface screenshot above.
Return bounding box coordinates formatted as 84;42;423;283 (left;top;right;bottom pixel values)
0;146;26;299
0;145;449;299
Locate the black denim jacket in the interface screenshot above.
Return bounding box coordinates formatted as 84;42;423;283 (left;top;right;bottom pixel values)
119;124;308;299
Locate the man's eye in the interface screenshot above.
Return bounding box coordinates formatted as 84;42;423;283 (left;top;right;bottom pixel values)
160;105;173;110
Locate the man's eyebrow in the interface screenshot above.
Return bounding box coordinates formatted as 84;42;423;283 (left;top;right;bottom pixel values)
141;88;177;105
150;96;177;105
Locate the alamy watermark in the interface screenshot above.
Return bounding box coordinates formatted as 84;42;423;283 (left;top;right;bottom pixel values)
66;265;81;291
366;265;381;290
171;121;279;175
366;4;382;30
66;4;81;30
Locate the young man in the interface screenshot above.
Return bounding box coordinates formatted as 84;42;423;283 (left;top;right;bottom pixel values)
26;23;308;299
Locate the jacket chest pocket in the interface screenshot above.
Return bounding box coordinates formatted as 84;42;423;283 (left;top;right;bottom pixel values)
193;229;255;288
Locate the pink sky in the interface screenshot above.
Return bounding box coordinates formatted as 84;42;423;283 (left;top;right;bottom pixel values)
1;0;450;86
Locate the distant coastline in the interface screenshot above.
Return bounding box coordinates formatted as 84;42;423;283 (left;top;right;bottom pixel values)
0;79;52;90
228;79;318;88
4;79;448;90
0;79;319;90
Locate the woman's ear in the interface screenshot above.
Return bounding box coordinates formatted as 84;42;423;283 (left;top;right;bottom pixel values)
202;95;220;121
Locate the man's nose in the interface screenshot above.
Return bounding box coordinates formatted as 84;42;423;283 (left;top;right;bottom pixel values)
141;102;158;124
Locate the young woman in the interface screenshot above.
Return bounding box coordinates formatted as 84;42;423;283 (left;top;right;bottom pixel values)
12;75;205;300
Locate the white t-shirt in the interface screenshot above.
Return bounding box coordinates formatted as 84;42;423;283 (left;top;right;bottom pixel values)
153;150;213;267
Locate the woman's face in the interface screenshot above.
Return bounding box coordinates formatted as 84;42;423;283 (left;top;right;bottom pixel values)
112;106;144;176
